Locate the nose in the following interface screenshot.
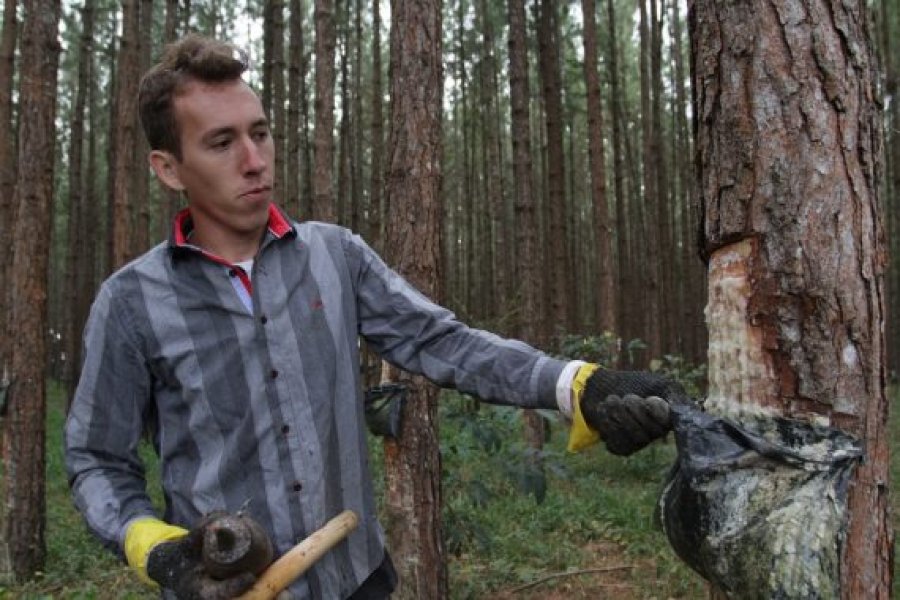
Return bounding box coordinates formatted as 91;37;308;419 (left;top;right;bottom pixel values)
239;136;267;176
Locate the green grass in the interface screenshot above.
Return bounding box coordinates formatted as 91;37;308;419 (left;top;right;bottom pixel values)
2;384;898;598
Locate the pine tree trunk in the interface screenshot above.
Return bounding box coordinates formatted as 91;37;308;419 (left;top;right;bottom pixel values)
381;1;445;597
606;0;629;358
692;1;892;596
131;0;152;257
0;0;60;580
111;0;140;270
0;0;17;373
581;0;614;334
537;0;568;338
287;0;303;215
64;0;94;398
270;0;286;200
369;0;383;248
312;0;336;221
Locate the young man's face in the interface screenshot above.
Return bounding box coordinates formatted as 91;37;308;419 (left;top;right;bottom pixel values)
152;77;275;256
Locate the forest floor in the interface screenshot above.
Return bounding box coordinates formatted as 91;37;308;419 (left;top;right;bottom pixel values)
2;384;898;599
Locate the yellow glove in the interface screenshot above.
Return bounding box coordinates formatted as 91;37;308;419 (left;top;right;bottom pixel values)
567;363;601;452
124;517;188;585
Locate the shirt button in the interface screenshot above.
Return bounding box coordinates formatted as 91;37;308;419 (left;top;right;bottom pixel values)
293;482;302;492
271;369;279;379
228;269;237;277
281;424;290;434
260;315;268;324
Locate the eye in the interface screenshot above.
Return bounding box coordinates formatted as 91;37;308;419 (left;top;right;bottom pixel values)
252;129;270;142
209;137;232;151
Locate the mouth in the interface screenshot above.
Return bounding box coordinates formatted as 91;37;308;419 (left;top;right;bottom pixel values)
240;186;272;201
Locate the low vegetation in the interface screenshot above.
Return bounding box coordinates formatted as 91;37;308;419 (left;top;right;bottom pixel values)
2;381;898;598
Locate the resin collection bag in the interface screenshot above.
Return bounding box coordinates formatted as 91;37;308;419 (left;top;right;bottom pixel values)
658;403;862;599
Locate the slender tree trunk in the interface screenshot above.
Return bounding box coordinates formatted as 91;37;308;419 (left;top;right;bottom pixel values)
287;0;303;215
506;0;546;475
537;0;568;339
0;0;60;580
369;0;385;250
638;0;661;358
111;0;140;270
477;0;506;329
0;0;17;375
692;1;892;597
581;0;614;334
336;0;350;224
132;0;152;256
312;0;337;221
605;0;629;359
351;0;362;232
64;0;95;399
270;0;286;199
381;0;445;597
160;0;182;238
369;0;383;248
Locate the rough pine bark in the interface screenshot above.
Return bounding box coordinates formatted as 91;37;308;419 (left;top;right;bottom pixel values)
692;1;891;597
369;0;383;249
537;0;569;337
287;0;303;215
381;0;445;597
64;0;95;398
0;0;60;580
312;0;337;221
0;0;17;370
581;0;615;334
638;0;662;358
110;0;140;270
270;0;286;200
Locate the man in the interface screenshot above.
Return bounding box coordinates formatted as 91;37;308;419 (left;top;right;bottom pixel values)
65;34;678;599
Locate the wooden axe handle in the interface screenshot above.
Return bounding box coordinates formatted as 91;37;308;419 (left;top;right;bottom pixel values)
236;510;360;600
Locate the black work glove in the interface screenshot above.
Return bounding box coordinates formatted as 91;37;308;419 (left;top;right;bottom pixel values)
579;368;685;456
146;512;258;600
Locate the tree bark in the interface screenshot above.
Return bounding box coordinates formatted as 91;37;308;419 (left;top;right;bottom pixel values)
0;0;18;373
64;0;95;399
0;0;60;581
131;0;153;256
692;1;892;597
369;0;383;248
312;0;337;221
287;0;304;215
581;0;615;334
381;0;445;597
110;0;140;271
269;0;286;200
537;0;569;338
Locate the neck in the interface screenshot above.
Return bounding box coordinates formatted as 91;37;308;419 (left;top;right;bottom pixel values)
190;223;264;263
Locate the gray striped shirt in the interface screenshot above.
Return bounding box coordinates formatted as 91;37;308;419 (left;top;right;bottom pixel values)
65;206;566;599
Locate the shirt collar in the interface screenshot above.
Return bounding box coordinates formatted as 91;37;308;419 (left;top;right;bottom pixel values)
169;203;296;256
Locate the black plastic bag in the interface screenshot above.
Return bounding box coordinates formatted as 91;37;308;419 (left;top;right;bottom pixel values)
658;403;862;599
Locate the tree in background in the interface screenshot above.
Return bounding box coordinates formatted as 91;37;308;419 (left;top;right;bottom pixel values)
381;0;446;596
0;0;61;580
312;0;336;221
693;0;891;596
0;0;17;374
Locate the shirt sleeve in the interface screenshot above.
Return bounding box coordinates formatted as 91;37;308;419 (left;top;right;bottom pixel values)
344;230;568;410
64;282;157;555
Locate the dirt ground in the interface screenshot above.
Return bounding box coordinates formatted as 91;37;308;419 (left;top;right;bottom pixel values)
488;541;685;600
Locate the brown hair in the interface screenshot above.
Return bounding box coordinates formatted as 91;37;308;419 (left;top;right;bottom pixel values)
138;34;249;160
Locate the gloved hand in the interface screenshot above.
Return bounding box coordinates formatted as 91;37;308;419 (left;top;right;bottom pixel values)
569;364;684;456
125;514;257;600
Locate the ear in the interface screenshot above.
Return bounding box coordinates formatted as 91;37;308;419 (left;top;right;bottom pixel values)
149;150;185;192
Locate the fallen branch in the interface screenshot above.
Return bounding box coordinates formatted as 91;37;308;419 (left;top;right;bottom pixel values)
503;565;635;594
